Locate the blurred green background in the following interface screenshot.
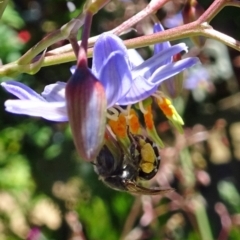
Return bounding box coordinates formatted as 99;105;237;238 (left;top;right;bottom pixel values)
0;0;240;239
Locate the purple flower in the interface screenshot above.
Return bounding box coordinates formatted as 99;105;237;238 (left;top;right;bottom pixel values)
1;23;199;121
1;80;67;121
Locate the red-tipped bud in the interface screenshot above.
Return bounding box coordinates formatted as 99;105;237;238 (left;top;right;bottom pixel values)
66;54;107;161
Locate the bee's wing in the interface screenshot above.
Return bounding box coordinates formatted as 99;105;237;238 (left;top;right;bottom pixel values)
125;181;174;195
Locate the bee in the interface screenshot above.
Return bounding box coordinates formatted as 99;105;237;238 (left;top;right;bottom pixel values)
94;133;173;195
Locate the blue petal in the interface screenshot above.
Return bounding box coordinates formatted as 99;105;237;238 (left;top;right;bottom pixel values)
150;57;200;84
153;23;172;65
132;43;188;80
118;57;200;105
42;82;66;102
99;51;132;107
92;33;130;76
127;49;144;68
1;81;45;101
4;100;68;121
117;76;157;105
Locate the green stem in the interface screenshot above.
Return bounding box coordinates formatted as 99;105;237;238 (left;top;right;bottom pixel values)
124;22;240;51
46;0;170;54
43;22;240;62
201;26;240;51
1;0;240;77
46;0;234;55
0;21;240;78
16;0;112;65
18;16;85;65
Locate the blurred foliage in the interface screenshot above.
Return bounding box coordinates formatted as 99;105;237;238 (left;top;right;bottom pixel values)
0;0;240;240
0;3;24;63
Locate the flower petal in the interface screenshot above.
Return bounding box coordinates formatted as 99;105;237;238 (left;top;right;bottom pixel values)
117;76;157;105
42;82;66;102
4;100;68;121
150;57;200;84
153;23;172;64
92;33;130;76
132;43;188;80
1;81;45;101
99;51;132;107
118;57;200;105
127;49;144;67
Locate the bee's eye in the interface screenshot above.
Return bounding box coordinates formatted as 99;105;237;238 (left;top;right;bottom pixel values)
96;146;116;175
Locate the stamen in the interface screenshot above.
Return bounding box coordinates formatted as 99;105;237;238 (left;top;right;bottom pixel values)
154;92;184;133
108;113;131;151
153;92;175;118
105;126;121;160
143;105;154;130
114;105;128;115
156;97;174;118
108;107;118;115
155;90;164;96
152;92;163;104
125;105;133;121
128;109;141;134
108;113;127;138
139;101;147;114
107;112;118;121
143;105;164;148
107;107;119;121
106;125;117;141
127;104;132;116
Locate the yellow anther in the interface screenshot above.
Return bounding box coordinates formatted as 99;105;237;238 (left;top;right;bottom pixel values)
108;113;127;138
156;96;184;133
157;97;175;117
128;109;141;134
143;106;154;130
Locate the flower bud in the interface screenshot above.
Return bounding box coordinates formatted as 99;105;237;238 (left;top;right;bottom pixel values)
66;58;107;161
